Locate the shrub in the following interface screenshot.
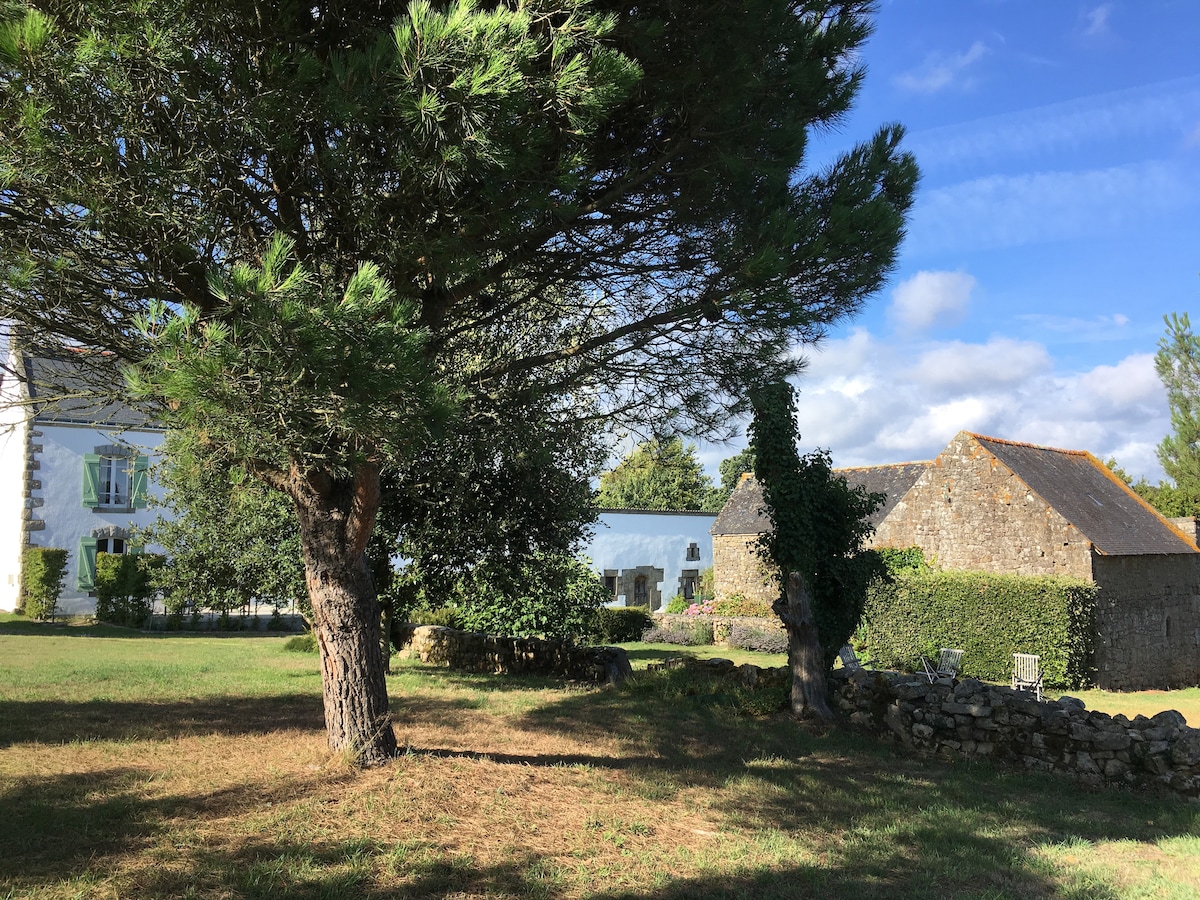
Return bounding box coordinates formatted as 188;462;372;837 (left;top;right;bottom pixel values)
283;632;317;653
664;594;689;614
863;569;1097;688
457;554;610;641
94;552;164;628
682;600;715;616
727;622;788;654
640;620;713;646
592;606;653;643
19;547;69;620
711;593;774;617
876;546;928;575
409;606;466;629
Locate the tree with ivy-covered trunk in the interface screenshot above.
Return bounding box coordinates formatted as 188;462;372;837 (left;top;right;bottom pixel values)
749;381;884;721
1;1;916;763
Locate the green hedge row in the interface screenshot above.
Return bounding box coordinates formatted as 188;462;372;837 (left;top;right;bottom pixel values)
862;570;1097;688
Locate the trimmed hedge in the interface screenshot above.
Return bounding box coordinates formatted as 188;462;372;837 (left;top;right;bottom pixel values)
20;547;69;620
862;570;1097;688
592;606;653;643
94;552;164;628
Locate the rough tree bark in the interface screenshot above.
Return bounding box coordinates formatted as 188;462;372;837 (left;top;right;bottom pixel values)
773;571;835;722
285;461;398;765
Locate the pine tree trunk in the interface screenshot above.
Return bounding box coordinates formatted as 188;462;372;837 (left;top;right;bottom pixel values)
287;461;397;765
773;571;834;722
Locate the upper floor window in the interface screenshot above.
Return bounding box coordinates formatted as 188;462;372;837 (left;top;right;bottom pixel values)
82;450;149;511
98;456;130;508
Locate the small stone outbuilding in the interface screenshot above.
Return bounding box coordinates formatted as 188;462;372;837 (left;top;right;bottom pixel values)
711;431;1200;690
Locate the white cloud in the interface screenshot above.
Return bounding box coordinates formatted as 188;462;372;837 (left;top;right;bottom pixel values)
895;41;989;94
907;161;1199;255
791;331;1169;482
1083;4;1114;38
888;271;976;331
909;338;1051;391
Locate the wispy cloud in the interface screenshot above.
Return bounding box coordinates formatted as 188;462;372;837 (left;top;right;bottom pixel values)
906;160;1198;255
895;41;989;94
1083;3;1114;38
906;77;1200;171
888;271;976;332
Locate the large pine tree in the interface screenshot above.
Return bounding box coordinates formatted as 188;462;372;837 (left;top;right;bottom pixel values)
1;0;917;763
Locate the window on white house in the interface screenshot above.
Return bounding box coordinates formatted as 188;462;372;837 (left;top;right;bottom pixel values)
82;451;149;511
98;456;130;508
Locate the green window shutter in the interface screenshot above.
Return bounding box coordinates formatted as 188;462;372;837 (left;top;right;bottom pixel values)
82;454;100;508
77;537;98;591
131;455;150;509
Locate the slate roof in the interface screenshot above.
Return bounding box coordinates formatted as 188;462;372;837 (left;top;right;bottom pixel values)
971;434;1198;556
18;353;156;429
710;463;929;536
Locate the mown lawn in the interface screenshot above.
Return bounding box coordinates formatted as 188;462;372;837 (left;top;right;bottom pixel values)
1;618;1198;898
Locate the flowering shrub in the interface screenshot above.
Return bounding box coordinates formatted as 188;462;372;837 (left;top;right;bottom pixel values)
683;601;715;616
727;622;788;654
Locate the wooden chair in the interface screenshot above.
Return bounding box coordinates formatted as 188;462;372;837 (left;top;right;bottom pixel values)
1012;652;1043;701
838;644;875;672
920;648;963;683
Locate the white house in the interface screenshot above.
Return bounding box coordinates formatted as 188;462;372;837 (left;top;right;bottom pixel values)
584;509;717;611
0;345;165;614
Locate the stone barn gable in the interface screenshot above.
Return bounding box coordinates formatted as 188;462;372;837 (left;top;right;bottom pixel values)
873;431;1199;577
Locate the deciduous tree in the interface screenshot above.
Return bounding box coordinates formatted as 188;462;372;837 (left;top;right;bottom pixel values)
1155;312;1200;516
1;0;916;762
597;437;713;510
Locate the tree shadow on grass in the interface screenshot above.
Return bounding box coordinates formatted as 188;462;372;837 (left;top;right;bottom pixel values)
0;761;1083;900
504;668;1199;895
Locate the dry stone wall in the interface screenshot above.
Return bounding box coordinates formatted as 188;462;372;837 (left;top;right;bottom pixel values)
654;656;1200;800
393;623;632;684
830;667;1200;800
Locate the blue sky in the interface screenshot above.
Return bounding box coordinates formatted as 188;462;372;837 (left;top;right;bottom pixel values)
702;0;1200;483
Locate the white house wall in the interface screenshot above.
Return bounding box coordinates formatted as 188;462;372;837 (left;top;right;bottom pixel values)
584;510;716;609
0;399;29;611
31;423;165;615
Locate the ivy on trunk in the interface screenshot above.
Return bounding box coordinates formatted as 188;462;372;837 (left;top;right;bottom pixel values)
749;382;885;721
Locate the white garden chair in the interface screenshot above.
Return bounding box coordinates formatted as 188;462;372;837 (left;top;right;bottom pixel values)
1012;652;1044;702
920;648;963;683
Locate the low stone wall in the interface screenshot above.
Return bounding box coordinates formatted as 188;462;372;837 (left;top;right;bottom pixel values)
830;668;1200;800
646;657;1200;800
393;623;632;684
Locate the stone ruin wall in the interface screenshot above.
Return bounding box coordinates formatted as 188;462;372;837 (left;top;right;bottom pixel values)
392;623;631;684
871;432;1095;579
1092;554;1200;690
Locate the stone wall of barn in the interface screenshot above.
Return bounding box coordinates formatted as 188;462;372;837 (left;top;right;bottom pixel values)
711;533;776;603
870;432;1095;578
1092;554;1200;690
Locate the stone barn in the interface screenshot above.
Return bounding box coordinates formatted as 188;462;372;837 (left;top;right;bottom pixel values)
711;431;1200;690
